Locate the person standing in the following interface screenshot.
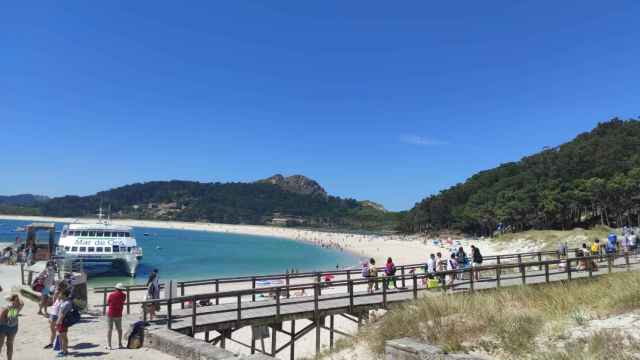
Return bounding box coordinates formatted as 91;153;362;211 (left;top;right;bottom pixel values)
384;258;397;289
471;245;483;281
37;262;56;316
0;294;24;360
44;288;63;349
106;283;126;350
427;254;436;277
145;269;160;320
446;254;458;288
367;258;378;294
435;252;445;284
56;289;73;357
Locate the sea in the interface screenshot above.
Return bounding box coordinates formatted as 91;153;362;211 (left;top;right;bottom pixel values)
0;219;360;287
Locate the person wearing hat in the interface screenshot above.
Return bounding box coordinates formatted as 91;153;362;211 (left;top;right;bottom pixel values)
0;293;24;360
106;283;127;350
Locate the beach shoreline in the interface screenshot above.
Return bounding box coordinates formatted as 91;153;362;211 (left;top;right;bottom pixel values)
0;214;498;267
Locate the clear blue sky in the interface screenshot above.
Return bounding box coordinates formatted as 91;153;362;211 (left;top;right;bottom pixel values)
2;1;639;211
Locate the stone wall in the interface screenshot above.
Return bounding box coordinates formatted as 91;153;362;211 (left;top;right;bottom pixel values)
145;326;271;360
385;338;490;360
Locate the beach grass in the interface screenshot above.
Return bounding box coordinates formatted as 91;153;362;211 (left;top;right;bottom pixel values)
327;271;640;359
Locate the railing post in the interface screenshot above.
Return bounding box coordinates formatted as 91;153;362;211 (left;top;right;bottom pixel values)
285;273;290;299
537;252;542;270
412;273;418;300
400;266;406;288
276;288;281;320
102;289;107;315
382;278;387;308
346;269;351;283
348;280;354;313
191;296;197;336
521;265;526;285
236;295;242;327
316;272;322;296
496;265;501;288
251;277;256;302
313;283;319;315
180;283;185;309
588;256;593;278
167;280;173;330
608;254;613;273
567;259;572;281
469;268;474;292
126;287;131;314
20;262;24;286
215;280;220;305
545;263;550;283
517;254;522;274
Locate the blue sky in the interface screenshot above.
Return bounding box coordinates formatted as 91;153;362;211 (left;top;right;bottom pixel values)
2;1;639;211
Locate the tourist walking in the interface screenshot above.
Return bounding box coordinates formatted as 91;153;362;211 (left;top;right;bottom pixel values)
0;294;24;360
145;269;161;320
446;254;458;288
367;258;378;294
56;289;74;357
471;245;483;281
384;257;397;289
37;262;56;316
106;283;126;350
436;252;445;284
426;253;436;277
44;288;63;349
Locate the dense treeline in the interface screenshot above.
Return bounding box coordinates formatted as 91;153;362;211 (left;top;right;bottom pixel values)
3;180;396;230
401;119;640;235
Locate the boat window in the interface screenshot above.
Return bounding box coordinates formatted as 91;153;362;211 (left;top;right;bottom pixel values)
112;245;119;252
104;247;111;252
68;231;74;236
71;247;78;252
118;232;125;237
88;247;95;252
96;247;103;252
88;231;96;236
81;231;88;237
96;231;103;237
125;232;131;237
127;247;132;252
79;247;86;252
63;230;67;236
104;232;111;237
64;246;70;251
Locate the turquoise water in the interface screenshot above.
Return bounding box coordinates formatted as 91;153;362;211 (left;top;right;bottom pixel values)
0;219;359;286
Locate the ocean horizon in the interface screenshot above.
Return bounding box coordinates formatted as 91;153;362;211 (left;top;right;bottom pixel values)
0;219;360;287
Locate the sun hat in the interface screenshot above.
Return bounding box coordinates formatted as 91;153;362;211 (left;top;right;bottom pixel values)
115;283;125;290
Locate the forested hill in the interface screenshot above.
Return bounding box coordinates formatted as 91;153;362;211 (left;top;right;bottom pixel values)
401;118;640;235
0;176;399;231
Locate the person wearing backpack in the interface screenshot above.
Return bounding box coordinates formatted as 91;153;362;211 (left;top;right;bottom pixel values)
56;289;75;357
384;258;397;289
0;294;24;360
367;258;378;294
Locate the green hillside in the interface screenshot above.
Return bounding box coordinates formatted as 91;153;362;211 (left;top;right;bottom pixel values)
401;118;640;235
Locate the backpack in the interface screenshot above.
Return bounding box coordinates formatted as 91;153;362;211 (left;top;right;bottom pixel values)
361;266;369;278
591;243;599;253
127;321;146;349
62;304;81;327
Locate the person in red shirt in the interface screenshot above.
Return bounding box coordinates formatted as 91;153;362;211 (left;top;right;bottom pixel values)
105;283;127;350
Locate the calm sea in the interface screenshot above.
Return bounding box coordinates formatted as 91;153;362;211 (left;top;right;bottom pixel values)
0;219;359;287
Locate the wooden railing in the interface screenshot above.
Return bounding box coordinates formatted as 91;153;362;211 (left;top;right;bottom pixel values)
94;247;639;323
128;249;639;335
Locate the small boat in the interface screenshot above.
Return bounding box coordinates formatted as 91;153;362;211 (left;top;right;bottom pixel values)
144;233;150;236
15;227;25;232
155;246;162;250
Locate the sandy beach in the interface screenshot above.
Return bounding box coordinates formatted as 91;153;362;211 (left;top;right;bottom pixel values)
0;215;499;266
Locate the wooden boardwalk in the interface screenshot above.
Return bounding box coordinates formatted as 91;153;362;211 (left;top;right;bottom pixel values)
132;250;640;359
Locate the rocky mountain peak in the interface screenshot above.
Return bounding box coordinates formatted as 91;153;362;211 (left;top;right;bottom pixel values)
259;174;328;197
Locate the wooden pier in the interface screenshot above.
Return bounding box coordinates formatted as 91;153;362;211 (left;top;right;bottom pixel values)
94;247;640;359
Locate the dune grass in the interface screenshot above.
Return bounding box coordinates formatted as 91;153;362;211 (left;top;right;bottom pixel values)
343;271;640;359
494;226;613;252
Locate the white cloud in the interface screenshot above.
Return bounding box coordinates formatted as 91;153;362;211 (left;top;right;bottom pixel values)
400;134;447;146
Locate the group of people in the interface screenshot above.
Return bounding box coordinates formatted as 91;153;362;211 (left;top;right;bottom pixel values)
360;245;485;293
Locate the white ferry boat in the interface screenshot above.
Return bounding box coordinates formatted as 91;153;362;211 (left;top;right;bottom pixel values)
56;209;143;277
